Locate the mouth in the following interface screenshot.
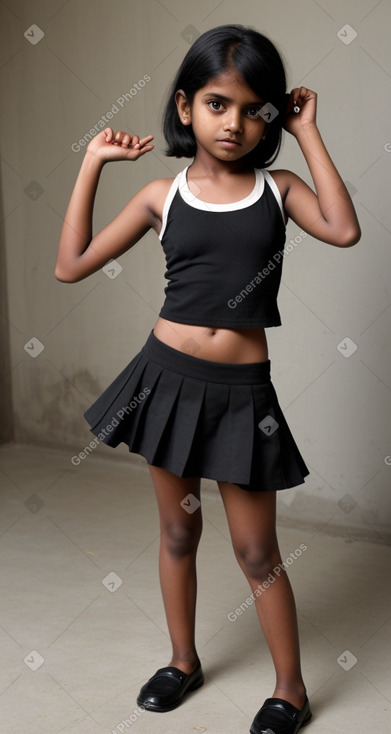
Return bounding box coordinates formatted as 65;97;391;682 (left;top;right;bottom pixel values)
218;138;241;147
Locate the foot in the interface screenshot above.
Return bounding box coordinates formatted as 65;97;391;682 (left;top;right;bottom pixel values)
250;695;312;734
136;661;204;712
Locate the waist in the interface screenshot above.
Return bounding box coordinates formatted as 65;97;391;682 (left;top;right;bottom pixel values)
144;330;271;383
153;318;269;364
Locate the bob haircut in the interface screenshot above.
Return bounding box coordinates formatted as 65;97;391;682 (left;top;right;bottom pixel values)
163;24;287;168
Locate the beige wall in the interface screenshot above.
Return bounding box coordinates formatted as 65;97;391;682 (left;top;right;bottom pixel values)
1;0;390;538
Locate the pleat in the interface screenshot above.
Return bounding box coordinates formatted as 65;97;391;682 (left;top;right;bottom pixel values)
155;375;207;474
266;381;310;487
83;351;146;438
226;384;256;485
244;383;285;489
183;380;230;478
116;358;167;451
133;365;184;467
235;382;309;491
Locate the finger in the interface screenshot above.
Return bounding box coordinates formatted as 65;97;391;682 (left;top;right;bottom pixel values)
285;92;296;114
138;135;154;147
128;144;154;159
138;144;154;156
103;127;114;142
295;86;307;99
297;87;314;105
113;130;127;146
290;87;307;114
131;135;140;149
121;133;131;148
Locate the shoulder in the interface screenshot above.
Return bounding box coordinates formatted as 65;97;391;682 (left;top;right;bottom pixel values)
136;176;177;228
139;177;176;205
263;169;303;201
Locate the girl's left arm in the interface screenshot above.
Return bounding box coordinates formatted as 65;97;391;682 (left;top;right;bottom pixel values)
273;87;361;247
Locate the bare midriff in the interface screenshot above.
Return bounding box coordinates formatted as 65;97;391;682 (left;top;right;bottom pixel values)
153;317;269;364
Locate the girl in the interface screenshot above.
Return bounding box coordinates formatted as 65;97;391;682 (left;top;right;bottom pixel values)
55;25;360;734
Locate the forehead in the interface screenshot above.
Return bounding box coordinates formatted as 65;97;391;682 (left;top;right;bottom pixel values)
198;69;263;102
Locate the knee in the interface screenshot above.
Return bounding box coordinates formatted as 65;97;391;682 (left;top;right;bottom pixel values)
162;519;202;559
234;543;281;583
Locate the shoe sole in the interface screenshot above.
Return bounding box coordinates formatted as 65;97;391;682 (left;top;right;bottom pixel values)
301;710;312;728
137;675;204;713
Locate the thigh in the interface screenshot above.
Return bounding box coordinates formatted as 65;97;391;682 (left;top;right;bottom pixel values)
217;481;279;555
148;465;202;531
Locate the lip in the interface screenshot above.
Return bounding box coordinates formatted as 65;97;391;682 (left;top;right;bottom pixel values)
218;138;241;147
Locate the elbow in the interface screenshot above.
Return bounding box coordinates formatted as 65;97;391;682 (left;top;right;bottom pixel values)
55;266;78;283
335;225;362;248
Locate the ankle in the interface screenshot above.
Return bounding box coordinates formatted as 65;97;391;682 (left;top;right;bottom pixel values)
169;653;200;674
272;682;307;710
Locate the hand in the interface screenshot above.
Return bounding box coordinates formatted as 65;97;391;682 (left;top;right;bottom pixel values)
86;128;154;162
283;87;317;136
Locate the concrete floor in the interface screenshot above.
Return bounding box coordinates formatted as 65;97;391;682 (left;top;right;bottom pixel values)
0;442;390;734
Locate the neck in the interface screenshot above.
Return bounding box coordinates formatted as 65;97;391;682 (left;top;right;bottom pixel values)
189;148;252;178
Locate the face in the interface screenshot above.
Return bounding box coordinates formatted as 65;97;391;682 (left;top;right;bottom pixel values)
175;68;268;164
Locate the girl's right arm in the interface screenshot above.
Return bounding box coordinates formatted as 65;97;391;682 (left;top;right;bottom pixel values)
55;128;155;282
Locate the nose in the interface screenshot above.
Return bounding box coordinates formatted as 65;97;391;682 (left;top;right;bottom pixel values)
223;108;243;134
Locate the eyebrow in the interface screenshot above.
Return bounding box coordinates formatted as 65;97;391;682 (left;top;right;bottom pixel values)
202;92;263;105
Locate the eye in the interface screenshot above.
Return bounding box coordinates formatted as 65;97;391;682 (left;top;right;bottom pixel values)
246;106;261;118
207;100;224;112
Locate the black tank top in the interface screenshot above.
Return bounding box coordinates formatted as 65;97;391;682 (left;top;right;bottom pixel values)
158;167;286;328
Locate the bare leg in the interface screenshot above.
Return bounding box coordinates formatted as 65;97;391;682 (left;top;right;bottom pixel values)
218;482;306;709
148;465;202;674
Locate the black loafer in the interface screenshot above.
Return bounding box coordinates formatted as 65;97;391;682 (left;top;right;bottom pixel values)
250;696;312;734
136;663;204;712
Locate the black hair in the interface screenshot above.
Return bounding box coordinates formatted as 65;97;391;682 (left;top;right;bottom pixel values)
162;24;287;168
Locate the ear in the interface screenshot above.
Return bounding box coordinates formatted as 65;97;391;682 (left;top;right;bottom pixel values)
175;89;192;126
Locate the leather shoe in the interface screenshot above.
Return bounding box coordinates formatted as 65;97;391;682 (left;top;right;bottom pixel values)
137;662;204;712
250;696;312;734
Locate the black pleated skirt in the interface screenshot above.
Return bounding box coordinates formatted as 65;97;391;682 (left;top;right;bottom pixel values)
84;331;309;491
